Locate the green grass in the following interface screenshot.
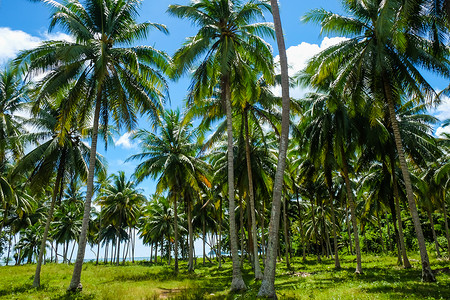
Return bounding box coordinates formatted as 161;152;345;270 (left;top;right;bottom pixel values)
0;254;449;299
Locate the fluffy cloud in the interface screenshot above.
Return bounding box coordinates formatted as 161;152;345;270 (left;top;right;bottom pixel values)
272;37;348;99
0;28;41;64
115;132;137;149
0;27;73;66
430;94;450;137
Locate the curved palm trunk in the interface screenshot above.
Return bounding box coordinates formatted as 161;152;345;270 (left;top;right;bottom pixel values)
390;157;411;268
174;195;179;272
68;94;102;291
218;197;222;269
33;161;65;287
384;80;435;282
223;77;246;291
340;144;362;274
258;0;290;296
244;109;263;279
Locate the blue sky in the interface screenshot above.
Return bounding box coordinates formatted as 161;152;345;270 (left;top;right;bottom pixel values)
1;0;449;260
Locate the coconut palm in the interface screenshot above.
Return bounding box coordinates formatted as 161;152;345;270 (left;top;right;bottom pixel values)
258;0;292;294
98;171;145;265
15;0;170;290
13;102;104;287
129;109;210;272
168;0;273;289
302;0;450;281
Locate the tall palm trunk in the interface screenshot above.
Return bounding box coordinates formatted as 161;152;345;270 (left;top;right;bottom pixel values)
389;156;411;268
218;197;222;269
282;195;290;269
340;144;362;274
116;229;120;266
68;95;102;291
173;195;179;272
310;197;321;262
244;109;263;279
223;77;246;291
346;204;353;255
442;196;450;255
258;0;290;296
325;170;340;269
239;196;245;266
202;214;206;265
33;158;65;287
384;79;435;282
295;189;307;261
187;195;194;272
376;209;386;253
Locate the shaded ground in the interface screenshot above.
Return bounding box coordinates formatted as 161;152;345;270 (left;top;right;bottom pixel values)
0;253;449;299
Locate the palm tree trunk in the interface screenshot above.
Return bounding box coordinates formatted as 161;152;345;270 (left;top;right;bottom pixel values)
243;109;263;279
239;196;245;266
283;195;290;269
174;195;179;272
295;189;307;262
69;242;76;263
55;243;58;264
391;164;411;268
223;77;246;291
218;197;222;269
68;95;102;291
385;212;392;251
427;208;441;258
33;160;65;287
442;197;450;255
376;209;386;253
340;144;362;274
116;230;120;266
384;80;435;281
258;0;290;296
346;204;353;255
150;242;153;262
310;197;321;263
187;196;194;272
202;214;206;265
260;202;266;263
325;170;340;269
154;240;158;263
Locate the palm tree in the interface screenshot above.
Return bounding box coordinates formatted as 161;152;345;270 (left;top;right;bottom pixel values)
302;0;450;281
129;109;210;272
98;171;145;265
258;0;292;294
169;0;273;289
13;103;103;287
15;0;170;290
0;67;26;167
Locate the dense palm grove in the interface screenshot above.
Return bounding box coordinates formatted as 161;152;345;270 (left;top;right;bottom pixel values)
1;0;450;297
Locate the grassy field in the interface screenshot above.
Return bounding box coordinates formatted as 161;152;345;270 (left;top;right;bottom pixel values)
0;254;449;299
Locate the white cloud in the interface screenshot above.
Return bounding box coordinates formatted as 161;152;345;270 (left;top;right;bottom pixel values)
0;27;74;66
435;126;450;137
272;37;348;99
115;132;137;149
0;27;41;64
433;94;450;121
